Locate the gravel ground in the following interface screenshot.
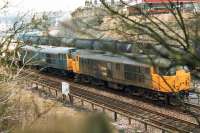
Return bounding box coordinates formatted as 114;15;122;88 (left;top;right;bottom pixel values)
22;85;146;133
36;72;197;124
74;84;197;124
22;71;200;132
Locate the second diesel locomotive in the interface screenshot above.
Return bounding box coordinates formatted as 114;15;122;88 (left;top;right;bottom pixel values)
20;45;191;103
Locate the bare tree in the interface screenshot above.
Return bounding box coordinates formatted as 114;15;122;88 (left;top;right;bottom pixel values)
58;0;200;126
0;1;57;131
88;0;200;126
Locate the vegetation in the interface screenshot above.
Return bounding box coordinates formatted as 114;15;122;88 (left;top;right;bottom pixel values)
0;2;114;132
1;0;200;131
96;0;200;125
62;0;200;126
0;1;57;131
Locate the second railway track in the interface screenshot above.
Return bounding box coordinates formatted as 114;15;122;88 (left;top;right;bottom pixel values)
70;86;199;133
20;70;200;133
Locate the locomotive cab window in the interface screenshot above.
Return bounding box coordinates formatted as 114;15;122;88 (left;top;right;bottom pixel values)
158;67;174;76
176;66;189;72
68;52;72;58
68;49;76;58
158;66;189;76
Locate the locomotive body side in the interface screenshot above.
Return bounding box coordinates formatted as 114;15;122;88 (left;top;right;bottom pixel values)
69;50;191;94
20;45;76;70
20;45;46;66
69;50;153;89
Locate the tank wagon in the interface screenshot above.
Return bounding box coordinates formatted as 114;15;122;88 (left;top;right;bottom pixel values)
20;45;191;104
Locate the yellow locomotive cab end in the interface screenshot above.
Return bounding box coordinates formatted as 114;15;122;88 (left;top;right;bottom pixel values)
67;54;80;73
151;67;191;93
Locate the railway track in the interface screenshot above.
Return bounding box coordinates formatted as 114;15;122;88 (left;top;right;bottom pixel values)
20;70;200;132
184;102;200;117
182;92;200;120
70;86;199;133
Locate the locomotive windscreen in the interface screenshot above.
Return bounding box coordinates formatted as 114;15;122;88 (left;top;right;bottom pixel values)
158;66;189;76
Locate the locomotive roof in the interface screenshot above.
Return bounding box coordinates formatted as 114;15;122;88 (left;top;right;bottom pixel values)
78;50;171;67
21;45;76;54
78;50;148;67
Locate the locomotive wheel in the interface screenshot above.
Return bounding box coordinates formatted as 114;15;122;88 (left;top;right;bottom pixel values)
124;87;132;94
74;74;81;83
168;95;182;106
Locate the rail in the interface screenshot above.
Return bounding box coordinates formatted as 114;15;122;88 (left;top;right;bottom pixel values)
20;70;200;133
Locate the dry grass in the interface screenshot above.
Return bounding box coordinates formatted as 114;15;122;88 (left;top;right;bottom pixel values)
0;67;116;133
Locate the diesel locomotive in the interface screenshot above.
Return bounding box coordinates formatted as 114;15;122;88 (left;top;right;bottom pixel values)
20;45;191;103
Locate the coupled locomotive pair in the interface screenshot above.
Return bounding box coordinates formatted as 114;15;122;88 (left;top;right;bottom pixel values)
20;45;191;103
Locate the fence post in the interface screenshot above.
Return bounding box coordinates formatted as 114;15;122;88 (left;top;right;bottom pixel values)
55;90;58;97
91;103;95;110
68;94;74;105
48;88;51;95
162;129;165;133
144;123;148;132
114;112;117;121
102;107;105;113
128;118;131;125
81;100;84;106
35;83;38;90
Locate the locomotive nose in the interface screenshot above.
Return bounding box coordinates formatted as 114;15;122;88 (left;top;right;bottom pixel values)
175;70;191;91
151;67;191;93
